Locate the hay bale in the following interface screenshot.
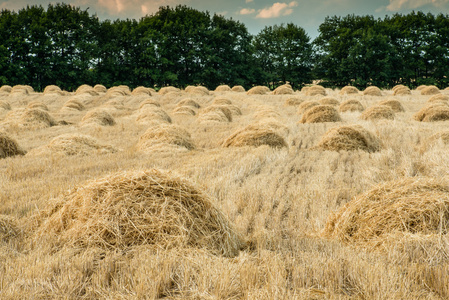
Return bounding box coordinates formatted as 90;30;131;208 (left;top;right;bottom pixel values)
339;99;364;112
363;86;382;96
318;97;339;106
314;125;381;152
76;85;98;96
222;123;287;148
62;98;85;111
231;85;245;92
10;85;33;95
304;85;326;96
176;98;200;109
224;105;242;116
26;101;48;111
197;111;228;123
339;86;359;95
132;86;153;96
421;86;440;95
323;177;449;246
247;86;270;95
253;106;281;119
137;124;194;151
106;86;131;97
427;94;449;103
273;85;293;95
359;105;395;121
215;85;231;92
0;215;21;243
0;100;11;111
28;134;117;156
43;85;62;95
416;85;428;91
202;105;232;122
393;86;411;96
297;100;320;115
93;84;107;93
185;86;209;96
137;107;172;124
392;84;408;92
173;106;196;116
0;132;25;158
139;99;161;109
19;108;56;127
299;105;341;123
81;109;116;126
33;169;244;256
377;99;405;112
413;103;449;122
212;98;232;105
284;97;304;106
0;85;12;93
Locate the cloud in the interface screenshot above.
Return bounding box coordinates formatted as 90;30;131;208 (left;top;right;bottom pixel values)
94;0;182;17
256;1;298;19
385;0;449;11
240;8;256;15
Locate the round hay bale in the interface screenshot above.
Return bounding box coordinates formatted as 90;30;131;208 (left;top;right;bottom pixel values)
10;85;33;95
93;84;107;93
222;123;287;148
197;111;228;123
427;94;449;103
0;132;25;158
359;105;395;121
224;105;242;116
254;106;281;119
202;105;232;122
0;85;12;93
247;86;270;95
393;86;411;96
43;85;62;95
106;86;131;97
231;85;245;92
314;125;381;152
323;177;449;246
137;107;172;124
413;103;449;122
421;86;440;95
0;100;11;111
132;86;153;96
318;97;339;106
363;86;382;96
212;98;232;106
299;105;341;123
62;98;85;111
215;85;231;92
304;85;326;96
392;84;408;92
273;85;293;95
339;86;359;95
176;98;200;109
173;106;196;116
416;85;428;91
297;100;320;115
339;99;364;112
33;169;244;256
284;97;304;106
377;99;405;112
159;86;181;95
19;108;56;127
76;85;98;96
28;134;117;156
137;124;194;151
0;215;21;243
81;109;116;126
26;101;48;111
139;99;161;109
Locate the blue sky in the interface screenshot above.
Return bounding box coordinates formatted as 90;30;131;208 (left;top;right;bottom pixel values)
1;0;449;38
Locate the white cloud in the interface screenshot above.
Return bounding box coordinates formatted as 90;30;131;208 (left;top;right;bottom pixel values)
240;8;256;15
386;0;449;11
256;1;298;19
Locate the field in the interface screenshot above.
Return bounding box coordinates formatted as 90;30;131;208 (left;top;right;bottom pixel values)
0;84;448;299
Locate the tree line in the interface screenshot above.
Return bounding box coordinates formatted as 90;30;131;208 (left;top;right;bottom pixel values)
1;4;448;91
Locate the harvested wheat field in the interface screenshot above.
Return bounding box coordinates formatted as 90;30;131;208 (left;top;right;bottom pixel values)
1;83;449;299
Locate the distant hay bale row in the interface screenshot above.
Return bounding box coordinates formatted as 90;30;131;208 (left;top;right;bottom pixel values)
413;103;449;122
32;169;245;257
314;125;381;152
222;123;287;149
299;105;341;123
359;105;395;121
137;123;194;152
132;86;154;96
0;132;26;158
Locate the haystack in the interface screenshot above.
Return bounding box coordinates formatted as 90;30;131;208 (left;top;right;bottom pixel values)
377;99;405;112
28;134;117;156
359;105;395;121
43;85;62;95
225;105;242;116
75;85;98;96
81;109;116;126
284;97;304;106
413;103;449;122
137;124;194;151
185;86;208;96
363;86;382;96
26;101;48;111
299;105;341;123
136;107;172;124
304;85;326;96
231;85;245;92
32;169;244;256
139;99;161;109
176;98;200;109
297;100;320;115
318;97;339;106
0;132;25;158
93;84;107;93
212;98;232;106
10;85;32;96
19;108;56;127
0;215;21;243
421;86;440;95
339;86;359;95
215;85;232;92
416;85;428;91
106;86;131;97
132;86;153;96
0;85;12;94
339;99;364;112
173;106;196;116
247;86;270;95
197;111;228;123
201;105;232;122
253;106;281;119
0;100;11;111
314;125;381;152
222;123;287;148
393;86;411;96
323;177;449;247
273;85;293;95
427;94;449;103
392;84;408;92
62;98;85;111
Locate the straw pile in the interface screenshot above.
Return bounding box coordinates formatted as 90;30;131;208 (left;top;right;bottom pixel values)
197;110;229;123
323;177;449;247
173;106;196;116
413;103;449;122
0;100;11;111
185;86;209;96
247;86;270;95
81;109;116;126
421;86;440;95
19;108;56;127
377;98;405;112
43;85;63;95
416;85;428;91
273;85;294;95
28;134;117;156
393;86;411;96
231;85;245;92
319;97;339;106
201;105;232;122
75;85;98;96
62;98;85;111
363;86;382;96
0;85;12;94
137;124;194;152
136;107;172;124
212;98;232;106
297;100;320;114
106;86;131;97
284;97;304;106
139;99;161;109
0;215;21;243
215;85;232;92
27;101;48;111
0;132;25;158
359;105;395;121
427;94;449;103
132;86;153;96
299;105;341;123
93;84;107;93
177;98;200;109
253;106;281;119
10;85;33;96
304;85;326;96
339;99;364;112
314;125;381;152
225;105;242;116
392;84;408;92
339;86;359;95
32;169;244;256
222;123;287;148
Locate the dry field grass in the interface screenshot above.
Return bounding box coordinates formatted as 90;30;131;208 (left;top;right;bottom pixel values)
1;84;449;299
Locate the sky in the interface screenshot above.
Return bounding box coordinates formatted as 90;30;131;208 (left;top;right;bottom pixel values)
1;0;449;38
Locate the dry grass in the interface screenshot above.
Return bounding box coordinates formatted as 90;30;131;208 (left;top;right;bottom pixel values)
0;214;21;243
231;85;245;92
413;103;449;122
297;100;319;114
215;85;232;92
421;86;440;95
299;105;341;123
339;99;365;112
377;98;405;112
314;125;382;152
247;86;270;95
339;86;359;95
359;105;395;121
0;131;25;158
420;130;449;153
137;123;195;152
363;86;382;96
81;109;116;126
222;123;288;148
318;97;340;106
